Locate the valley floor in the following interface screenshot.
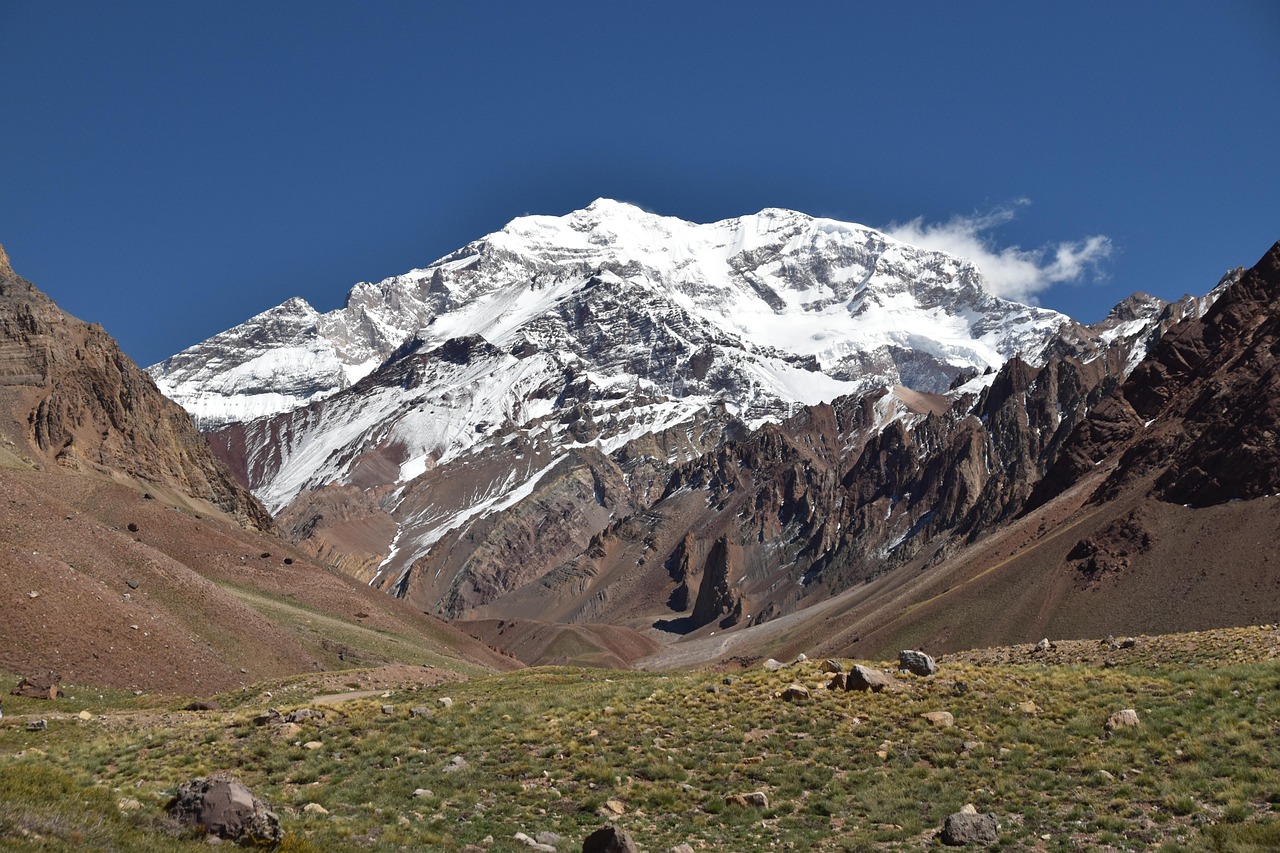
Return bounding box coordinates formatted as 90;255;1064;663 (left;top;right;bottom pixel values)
2;625;1279;851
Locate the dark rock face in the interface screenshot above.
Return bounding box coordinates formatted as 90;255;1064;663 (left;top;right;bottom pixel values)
167;775;282;844
898;649;937;676
11;671;61;700
0;247;270;530
581;824;639;853
1039;241;1280;509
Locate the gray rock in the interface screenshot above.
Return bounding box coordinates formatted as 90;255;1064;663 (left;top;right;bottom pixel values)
781;683;811;702
1106;709;1140;731
444;755;468;772
381;704;395;715
582;824;639;853
846;664;894;692
167;775;282;845
252;709;281;726
921;710;954;728
669;846;695;853
409;706;431;718
898;649;937;676
725;790;769;808
284;708;324;723
820;659;844;673
534;831;562;846
1033;638;1052;653
513;832;555;851
762;658;785;671
27;719;47;731
941;811;1000;846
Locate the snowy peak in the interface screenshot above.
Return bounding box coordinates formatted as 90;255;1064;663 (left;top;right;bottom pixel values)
150;199;1087;432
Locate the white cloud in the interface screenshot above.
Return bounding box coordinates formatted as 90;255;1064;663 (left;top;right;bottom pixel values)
882;203;1113;303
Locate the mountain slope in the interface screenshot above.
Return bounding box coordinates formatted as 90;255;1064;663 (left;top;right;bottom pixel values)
0;245;269;529
155;202;1155;623
633;241;1280;668
0;245;515;691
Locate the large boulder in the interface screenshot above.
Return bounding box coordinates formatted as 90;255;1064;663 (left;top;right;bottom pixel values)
898;649;938;676
846;664;894;692
167;775;282;844
11;671;61;700
582;824;639;853
940;811;1000;846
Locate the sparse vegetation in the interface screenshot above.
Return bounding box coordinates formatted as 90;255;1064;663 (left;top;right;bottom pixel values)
2;626;1278;850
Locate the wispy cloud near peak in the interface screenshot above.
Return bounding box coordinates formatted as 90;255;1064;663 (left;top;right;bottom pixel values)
883;203;1113;304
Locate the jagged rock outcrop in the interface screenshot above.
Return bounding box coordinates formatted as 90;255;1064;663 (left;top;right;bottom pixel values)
1037;241;1280;508
0;246;269;529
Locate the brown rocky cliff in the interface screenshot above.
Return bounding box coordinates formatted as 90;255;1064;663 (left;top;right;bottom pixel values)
0;245;271;530
1036;240;1280;508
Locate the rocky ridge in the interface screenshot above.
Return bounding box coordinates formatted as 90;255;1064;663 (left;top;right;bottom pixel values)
0;245;269;529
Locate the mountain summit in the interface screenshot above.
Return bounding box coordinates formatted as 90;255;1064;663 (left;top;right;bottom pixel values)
150;199;1092;431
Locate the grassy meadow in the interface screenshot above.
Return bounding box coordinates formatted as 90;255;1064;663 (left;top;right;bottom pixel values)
2;627;1279;851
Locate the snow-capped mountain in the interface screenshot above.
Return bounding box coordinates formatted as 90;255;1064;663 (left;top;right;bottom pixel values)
151;199;1087;430
150;200;1185;619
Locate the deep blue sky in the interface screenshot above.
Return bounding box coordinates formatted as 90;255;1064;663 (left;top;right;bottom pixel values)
2;2;1276;367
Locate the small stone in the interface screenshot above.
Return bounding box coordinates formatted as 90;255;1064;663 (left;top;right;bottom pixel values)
1033;638;1052;653
381;704;395;715
302;741;322;750
409;706;431;718
763;658;784;671
603;798;626;815
438;697;453;708
1106;709;1140;731
921;710;954;728
26;590;38;599
960;803;978;814
444;755;467;772
27;719;47;731
117;797;144;811
794;653;808;663
253;710;281;726
534;831;562;846
1017;701;1039;715
284;708;324;723
820;659;844;673
670;846;695;853
77;710;92;720
1120;637;1137;649
303;803;329;815
126;579;140;590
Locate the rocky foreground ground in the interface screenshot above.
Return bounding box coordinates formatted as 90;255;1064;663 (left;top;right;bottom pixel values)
2;624;1278;851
